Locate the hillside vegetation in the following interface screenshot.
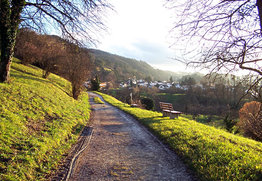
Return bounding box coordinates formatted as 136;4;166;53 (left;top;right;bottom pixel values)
0;59;90;180
85;49;183;82
97;92;262;181
14;30;185;87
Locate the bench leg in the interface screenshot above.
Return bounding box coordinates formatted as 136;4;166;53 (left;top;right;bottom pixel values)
170;114;179;119
167;112;172;117
163;112;167;117
163;111;171;117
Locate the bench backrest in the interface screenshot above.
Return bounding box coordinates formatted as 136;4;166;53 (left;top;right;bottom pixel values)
159;102;174;111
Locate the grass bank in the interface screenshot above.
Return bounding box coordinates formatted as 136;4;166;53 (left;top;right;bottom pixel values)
97;92;262;181
94;97;104;104
0;59;90;180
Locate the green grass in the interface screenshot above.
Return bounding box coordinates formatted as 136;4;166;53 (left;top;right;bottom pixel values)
96;92;262;181
94;97;104;104
0;59;90;180
182;114;226;129
103;67;112;72
157;93;186;103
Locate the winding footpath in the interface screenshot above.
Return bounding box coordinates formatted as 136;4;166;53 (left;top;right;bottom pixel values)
69;92;194;181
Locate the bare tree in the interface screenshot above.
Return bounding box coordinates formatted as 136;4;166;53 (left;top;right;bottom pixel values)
15;28;42;65
37;35;65;78
166;0;262;90
0;0;110;82
238;101;262;141
15;29;66;78
61;43;92;99
15;29;92;99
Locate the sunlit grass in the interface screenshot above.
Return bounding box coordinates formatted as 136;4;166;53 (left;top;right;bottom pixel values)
97;91;262;181
0;59;90;180
157;92;185;102
182;114;226;129
94;97;104;104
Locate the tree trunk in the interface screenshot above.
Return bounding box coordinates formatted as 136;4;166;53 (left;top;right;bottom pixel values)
0;0;25;82
0;28;16;82
257;0;262;34
72;83;81;100
42;70;50;79
0;45;13;82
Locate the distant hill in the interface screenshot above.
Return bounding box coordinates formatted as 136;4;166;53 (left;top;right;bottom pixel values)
88;49;186;82
14;30;194;84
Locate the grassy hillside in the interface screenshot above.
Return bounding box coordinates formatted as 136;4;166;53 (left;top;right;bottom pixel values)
0;59;90;180
89;49;184;82
97;92;262;181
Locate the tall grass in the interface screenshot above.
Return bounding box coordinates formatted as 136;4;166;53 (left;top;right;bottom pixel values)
97;92;262;181
0;59;90;180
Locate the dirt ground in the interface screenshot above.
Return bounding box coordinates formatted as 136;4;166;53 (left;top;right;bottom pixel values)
68;92;194;181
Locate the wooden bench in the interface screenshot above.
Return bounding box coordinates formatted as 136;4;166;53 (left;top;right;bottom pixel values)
159;102;182;119
131;104;139;107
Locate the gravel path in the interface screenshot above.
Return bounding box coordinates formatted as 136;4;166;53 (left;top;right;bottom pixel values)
69;92;194;181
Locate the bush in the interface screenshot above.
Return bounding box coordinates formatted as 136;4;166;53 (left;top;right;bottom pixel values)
91;75;100;91
223;115;237;133
141;97;154;110
238;101;262;141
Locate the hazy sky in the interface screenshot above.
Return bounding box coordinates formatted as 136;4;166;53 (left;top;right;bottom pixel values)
96;0;192;73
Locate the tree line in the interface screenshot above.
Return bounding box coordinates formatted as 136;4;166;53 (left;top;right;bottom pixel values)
105;79;262;141
0;0;110;83
15;28;91;99
88;49;181;86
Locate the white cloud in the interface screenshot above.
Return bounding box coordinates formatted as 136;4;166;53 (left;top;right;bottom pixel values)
95;0;193;72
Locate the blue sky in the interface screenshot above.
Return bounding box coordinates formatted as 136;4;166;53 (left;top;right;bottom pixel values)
95;0;194;72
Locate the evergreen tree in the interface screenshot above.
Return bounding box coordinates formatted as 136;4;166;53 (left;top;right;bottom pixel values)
170;76;173;83
91;75;100;91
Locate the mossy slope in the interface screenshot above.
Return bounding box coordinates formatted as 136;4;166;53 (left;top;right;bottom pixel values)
0;59;90;180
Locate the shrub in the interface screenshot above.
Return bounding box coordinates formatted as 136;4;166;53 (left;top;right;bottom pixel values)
223;115;237;133
141;97;154;110
91;75;100;91
238;101;262;141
